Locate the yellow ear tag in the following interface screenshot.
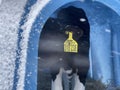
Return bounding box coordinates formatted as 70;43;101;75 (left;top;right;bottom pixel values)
64;31;78;53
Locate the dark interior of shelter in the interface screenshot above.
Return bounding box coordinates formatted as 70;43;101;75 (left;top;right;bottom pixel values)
37;6;118;90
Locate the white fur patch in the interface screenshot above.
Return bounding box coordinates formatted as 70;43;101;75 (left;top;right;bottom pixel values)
51;68;85;90
52;68;63;90
74;74;85;90
65;69;72;74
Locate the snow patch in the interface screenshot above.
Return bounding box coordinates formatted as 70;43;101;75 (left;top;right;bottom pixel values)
80;18;86;22
17;0;51;90
0;0;27;90
105;29;111;33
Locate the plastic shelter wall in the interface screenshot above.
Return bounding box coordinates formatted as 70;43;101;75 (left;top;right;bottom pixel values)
14;0;120;90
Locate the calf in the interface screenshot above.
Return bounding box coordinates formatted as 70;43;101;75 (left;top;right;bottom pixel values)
38;6;90;90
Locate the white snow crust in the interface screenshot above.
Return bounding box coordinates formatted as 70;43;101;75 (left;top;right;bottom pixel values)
17;0;50;90
0;0;27;90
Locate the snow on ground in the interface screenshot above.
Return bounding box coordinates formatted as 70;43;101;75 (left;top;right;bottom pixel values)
17;0;51;90
0;0;27;90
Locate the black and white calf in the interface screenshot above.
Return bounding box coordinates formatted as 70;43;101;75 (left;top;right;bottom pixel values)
37;6;90;90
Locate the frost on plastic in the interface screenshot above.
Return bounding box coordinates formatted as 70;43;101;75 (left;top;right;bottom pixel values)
17;0;51;90
0;0;27;90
